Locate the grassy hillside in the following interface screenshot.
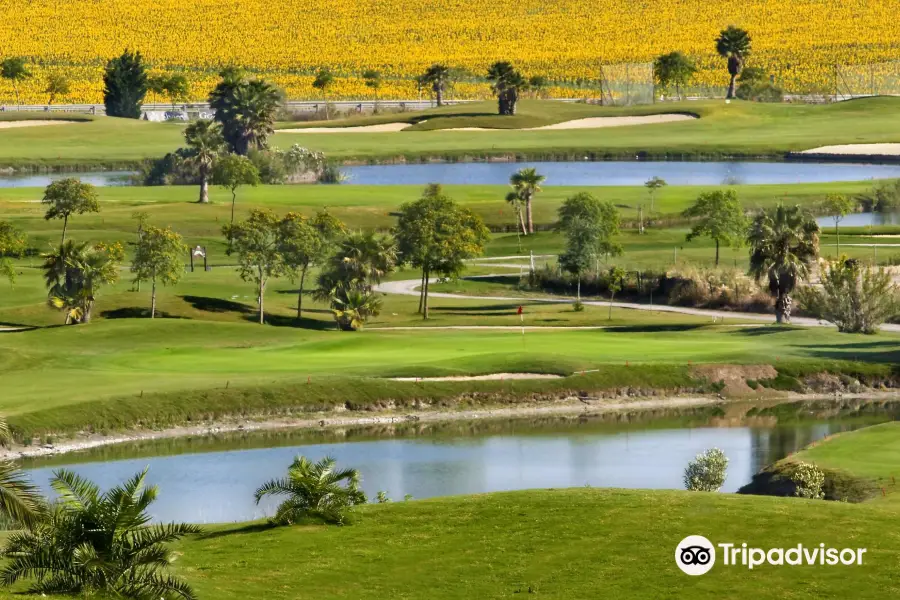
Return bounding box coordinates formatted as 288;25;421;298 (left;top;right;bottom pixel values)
275;98;900;161
1;98;900;166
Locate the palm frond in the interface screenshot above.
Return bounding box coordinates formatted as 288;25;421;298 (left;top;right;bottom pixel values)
0;461;46;526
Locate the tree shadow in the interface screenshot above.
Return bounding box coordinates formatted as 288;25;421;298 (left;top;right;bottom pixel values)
243;313;336;331
794;340;900;364
604;324;707;333
198;522;278;540
180;295;253;315
728;325;800;336
100;307;188;320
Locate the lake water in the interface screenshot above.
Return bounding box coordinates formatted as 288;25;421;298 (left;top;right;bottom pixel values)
817;211;900;228
341;161;900;186
2;161;900;188
22;399;899;523
0;170;134;187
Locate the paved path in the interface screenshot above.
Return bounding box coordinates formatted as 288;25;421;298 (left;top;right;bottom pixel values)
375;274;900;332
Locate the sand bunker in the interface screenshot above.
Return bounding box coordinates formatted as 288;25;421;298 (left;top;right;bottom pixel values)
447;114;697;131
280;122;413;133
800;143;900;156
0;120;77;129
389;373;563;382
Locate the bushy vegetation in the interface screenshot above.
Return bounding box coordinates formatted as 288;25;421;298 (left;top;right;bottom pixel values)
684;448;728;492
789;462;825;499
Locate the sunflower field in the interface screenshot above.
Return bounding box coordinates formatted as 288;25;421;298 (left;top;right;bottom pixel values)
0;0;898;104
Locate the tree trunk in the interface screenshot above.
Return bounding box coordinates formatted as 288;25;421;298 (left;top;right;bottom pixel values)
423;271;430;320
258;275;266;325
13;83;19;107
418;269;426;314
436;86;444;107
517;208;528;237
198;175;209;204
61;215;69;245
525;196;534;234
727;74;737;99
82;301;93;323
508;89;518;115
228;189;237;250
835;222;840;257
296;267;307;319
715;238;720;266
775;292;792;324
150;280;157;319
577;278;581;301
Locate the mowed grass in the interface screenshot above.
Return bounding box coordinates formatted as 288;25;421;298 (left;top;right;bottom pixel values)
3;488;895;600
792;422;900;506
274;98;900;161
2;98;900;166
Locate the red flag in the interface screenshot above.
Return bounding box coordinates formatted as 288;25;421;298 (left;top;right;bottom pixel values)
517;306;523;315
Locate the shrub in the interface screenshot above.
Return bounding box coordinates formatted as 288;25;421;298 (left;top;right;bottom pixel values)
572;300;585;312
790;462;825;499
684;448;728;492
797;258;899;333
376;491;390;503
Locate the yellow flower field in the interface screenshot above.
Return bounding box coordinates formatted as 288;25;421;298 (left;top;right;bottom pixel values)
0;0;898;104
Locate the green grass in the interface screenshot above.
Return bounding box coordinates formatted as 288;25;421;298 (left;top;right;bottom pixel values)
273;97;900;161
5;488;896;599
2;97;900;167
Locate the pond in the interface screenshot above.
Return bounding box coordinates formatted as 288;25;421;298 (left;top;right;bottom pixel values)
22;399;899;523
0;170;134;187
2;161;900;188
817;211;900;228
341;160;900;186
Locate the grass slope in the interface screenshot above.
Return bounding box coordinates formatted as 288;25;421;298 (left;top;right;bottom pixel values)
1;98;900;166
275;98;900;161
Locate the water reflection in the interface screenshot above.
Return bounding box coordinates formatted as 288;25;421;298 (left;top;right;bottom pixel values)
22;399;900;523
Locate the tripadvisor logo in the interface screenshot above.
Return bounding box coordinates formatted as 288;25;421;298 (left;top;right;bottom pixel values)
675;535;867;575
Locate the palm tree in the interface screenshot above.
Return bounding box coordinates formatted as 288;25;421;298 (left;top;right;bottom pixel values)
43;241;121;324
487;61;526;115
510;167;545;233
209;70;282;155
505;190;527;237
330;286;383;331
255;456;366;525
748;204;820;324
327;231;398;290
183;119;225;204
0;419;44;528
0;468;199;599
421;64;452;107
716;26;752;99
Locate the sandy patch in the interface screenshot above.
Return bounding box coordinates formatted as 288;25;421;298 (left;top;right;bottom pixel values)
279;122;412;133
446;114;697;132
389;373;563;382
799;143;900;156
0;120;77;129
690;364;778;398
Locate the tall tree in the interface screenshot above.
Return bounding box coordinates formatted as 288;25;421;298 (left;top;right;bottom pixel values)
0;468;199;599
254;456;366;525
102;50;148;118
644;176;667;213
0;58;31;107
278;210;345;319
510;167;545;233
41;178;101;244
362;69;382;108
395;185;489;318
149;73;190;109
505;190;528;238
131;225;186;318
312;68;335;119
823;193;854;257
558;216;596;304
43;241;123;324
44;72;71;105
653;52;696;100
183;119;225;204
224;209;286;324
716;26;752;99
682;189;748;266
209;71;283;154
558;192;622;260
528;75;549;98
487;61;526;115
0;221;26;284
421;64;452;107
748;204;819;324
213;153;261;239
